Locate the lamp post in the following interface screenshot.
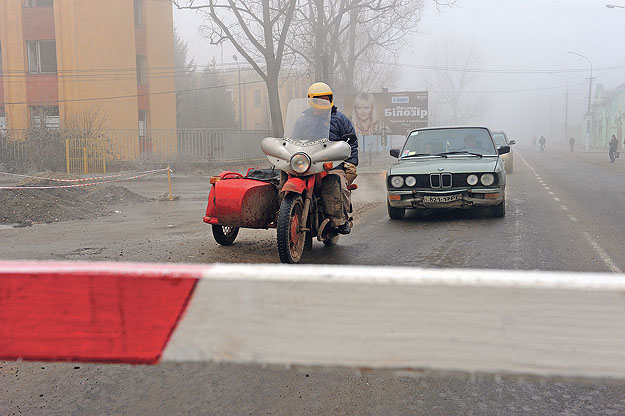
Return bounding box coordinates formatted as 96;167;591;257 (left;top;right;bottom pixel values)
550;72;569;146
568;50;593;150
233;55;243;129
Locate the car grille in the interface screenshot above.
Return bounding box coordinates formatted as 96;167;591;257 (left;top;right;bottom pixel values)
388;173;499;189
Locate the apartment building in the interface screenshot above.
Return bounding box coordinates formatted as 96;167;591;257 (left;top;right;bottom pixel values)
0;0;176;139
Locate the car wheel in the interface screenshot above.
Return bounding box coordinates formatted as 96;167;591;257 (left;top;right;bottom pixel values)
492;196;506;217
387;202;405;220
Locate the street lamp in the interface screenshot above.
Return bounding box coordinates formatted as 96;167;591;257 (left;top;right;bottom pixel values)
549;72;569;146
233;55;243;129
568;50;593;150
606;4;625;9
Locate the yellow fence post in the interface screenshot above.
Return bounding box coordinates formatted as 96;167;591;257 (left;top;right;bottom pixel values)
167;164;173;201
83;148;88;175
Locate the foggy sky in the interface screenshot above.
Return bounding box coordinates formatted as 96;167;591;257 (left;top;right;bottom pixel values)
174;0;625;143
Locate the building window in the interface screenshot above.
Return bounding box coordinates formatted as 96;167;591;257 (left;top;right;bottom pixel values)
25;0;53;7
136;55;147;84
138;111;147;137
30;106;59;129
134;0;144;28
27;40;57;74
253;90;261;108
0;107;6;129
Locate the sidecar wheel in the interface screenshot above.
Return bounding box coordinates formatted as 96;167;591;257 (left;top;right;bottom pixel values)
212;225;239;246
277;193;306;264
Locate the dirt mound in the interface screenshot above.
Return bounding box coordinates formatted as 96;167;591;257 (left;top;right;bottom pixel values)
0;175;151;226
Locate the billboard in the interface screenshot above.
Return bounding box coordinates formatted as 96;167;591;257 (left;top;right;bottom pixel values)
344;91;428;136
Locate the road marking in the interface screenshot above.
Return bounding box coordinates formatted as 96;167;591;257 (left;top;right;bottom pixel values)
583;232;622;273
521;153;621;274
554;197;560;202
549;191;555;195
545;187;551;190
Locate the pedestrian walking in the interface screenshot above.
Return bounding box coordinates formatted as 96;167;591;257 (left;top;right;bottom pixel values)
609;134;619;163
569;137;575;152
532;136;537;147
539;135;546;153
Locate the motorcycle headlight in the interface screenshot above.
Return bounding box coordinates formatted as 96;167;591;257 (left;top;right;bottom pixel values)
390;176;404;188
480;173;495;186
405;176;417;187
467;174;479;186
290;153;311;174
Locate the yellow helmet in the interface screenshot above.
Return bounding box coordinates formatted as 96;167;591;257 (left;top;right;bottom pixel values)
307;82;333;110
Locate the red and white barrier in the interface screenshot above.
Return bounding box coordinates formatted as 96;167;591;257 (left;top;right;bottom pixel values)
2;260;625;379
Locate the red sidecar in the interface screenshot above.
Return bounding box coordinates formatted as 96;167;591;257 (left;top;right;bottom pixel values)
202;169;280;245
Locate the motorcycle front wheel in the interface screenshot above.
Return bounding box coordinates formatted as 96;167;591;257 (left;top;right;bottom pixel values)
277;193;306;264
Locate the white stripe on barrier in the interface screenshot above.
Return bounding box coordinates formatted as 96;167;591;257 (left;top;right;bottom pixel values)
163;264;625;379
0;168;170;183
0;168;170;190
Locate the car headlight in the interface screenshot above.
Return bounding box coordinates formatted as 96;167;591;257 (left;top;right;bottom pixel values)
480;173;495;186
467;174;479;186
390;176;404;188
405;176;416;187
290;153;311;174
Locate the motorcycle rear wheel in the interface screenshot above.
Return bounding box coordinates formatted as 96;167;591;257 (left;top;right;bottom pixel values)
277;193;306;264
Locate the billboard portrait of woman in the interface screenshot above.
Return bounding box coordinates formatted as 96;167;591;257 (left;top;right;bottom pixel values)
352;92;381;136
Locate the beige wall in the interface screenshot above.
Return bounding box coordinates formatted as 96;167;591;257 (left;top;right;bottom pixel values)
0;0;29;129
145;0;176;131
54;0;139;131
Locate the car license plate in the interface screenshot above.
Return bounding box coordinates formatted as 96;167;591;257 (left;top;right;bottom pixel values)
423;194;461;203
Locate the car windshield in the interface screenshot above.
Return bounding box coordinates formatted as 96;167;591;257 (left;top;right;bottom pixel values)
401;128;497;157
492;133;507;146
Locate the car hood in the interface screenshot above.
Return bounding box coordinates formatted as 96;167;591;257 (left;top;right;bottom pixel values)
389;156;500;175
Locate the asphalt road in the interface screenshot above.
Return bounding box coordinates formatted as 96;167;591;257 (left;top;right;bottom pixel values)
2;146;625;415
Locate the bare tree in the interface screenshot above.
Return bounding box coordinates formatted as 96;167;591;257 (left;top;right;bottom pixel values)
427;36;490;125
172;0;297;136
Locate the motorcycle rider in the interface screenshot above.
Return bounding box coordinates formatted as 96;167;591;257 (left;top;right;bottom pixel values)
292;82;358;235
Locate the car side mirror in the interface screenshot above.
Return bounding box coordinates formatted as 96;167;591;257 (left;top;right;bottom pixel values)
508;139;516;145
341;133;358;146
498;145;510;155
390;148;401;158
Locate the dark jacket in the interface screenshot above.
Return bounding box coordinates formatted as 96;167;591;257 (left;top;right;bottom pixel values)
610;138;618;151
330;106;358;166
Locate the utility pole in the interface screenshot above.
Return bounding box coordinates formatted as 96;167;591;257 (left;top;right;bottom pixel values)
568;51;593;150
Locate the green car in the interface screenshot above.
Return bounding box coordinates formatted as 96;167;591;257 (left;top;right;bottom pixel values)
386;126;510;220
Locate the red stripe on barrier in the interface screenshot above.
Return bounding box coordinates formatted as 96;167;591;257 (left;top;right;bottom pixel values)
0;262;200;364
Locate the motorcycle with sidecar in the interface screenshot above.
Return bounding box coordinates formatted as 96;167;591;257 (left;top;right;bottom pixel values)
202;98;357;264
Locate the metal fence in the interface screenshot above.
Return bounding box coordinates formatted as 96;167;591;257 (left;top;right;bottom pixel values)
0;128;273;173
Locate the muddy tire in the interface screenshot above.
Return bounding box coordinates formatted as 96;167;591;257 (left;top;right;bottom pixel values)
387;202;405;220
212;225;239;245
277;193;306;264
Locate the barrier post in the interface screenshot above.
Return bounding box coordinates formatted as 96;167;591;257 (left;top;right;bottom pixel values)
65;139;70;174
167;164;173;201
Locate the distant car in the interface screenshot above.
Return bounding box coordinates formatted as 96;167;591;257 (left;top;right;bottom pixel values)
386;126;509;219
491;131;515;173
